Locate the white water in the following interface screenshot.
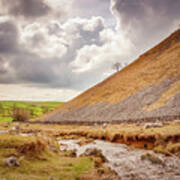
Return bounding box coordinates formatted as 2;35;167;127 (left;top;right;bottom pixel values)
59;139;180;180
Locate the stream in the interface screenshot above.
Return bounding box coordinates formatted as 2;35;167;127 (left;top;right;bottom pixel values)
59;139;180;180
1;128;180;180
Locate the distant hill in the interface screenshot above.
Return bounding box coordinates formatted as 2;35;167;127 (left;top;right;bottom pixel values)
44;29;180;124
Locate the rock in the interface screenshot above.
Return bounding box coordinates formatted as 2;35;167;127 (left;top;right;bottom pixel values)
60;144;68;151
81;148;100;156
102;123;108;128
69;149;77;157
80;148;108;162
141;153;164;165
65;149;77;157
144;122;163;129
0;178;6;180
4;156;20;167
11;126;20;131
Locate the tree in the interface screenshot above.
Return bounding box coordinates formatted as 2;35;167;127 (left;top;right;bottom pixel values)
112;62;121;72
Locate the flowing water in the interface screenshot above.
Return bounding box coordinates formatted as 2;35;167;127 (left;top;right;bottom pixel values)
59;139;180;180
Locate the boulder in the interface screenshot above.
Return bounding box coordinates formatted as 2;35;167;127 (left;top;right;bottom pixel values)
80;148;108;162
4;156;20;167
144;122;163;129
11;126;20;131
141;153;164;165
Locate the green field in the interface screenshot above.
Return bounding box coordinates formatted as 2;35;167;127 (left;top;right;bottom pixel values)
0;101;63;122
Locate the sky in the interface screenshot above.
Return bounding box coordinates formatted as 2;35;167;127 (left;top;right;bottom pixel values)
0;0;180;102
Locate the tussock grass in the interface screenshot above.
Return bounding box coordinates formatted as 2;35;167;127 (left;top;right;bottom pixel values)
5;121;180;152
0;134;104;179
0;134;50;158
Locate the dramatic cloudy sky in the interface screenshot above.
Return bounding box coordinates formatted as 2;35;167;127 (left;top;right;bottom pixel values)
0;0;180;101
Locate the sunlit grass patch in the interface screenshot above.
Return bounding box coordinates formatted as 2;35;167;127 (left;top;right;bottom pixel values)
0;101;63;122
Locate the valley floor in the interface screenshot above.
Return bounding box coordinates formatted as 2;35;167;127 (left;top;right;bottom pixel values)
0;120;180;180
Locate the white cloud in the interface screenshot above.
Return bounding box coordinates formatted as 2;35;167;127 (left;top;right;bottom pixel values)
60;16;105;44
20;23;67;58
0;84;80;101
19;16;105;59
0;0;74;23
83;16;105;32
45;0;74;15
71;28;134;73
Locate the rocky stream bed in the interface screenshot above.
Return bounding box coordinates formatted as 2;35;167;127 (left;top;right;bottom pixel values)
59;139;180;180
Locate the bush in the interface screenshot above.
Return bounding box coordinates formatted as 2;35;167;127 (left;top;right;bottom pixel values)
13;107;30;121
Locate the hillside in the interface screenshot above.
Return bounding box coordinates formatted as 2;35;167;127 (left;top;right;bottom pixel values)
44;29;180;123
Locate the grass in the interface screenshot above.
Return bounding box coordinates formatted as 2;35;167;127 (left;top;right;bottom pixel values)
2;121;180;152
0;121;180;179
0;101;63;122
0;134;99;180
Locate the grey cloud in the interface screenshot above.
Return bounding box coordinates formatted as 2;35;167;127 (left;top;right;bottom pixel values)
112;0;180;25
14;57;59;84
30;33;46;47
0;57;8;74
0;17;106;91
74;0;113;20
0;21;19;54
1;0;51;20
0;56;16;84
111;0;180;52
48;23;62;35
2;0;179;95
0;1;112;97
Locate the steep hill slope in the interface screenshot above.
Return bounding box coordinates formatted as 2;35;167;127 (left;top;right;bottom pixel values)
44;29;180;123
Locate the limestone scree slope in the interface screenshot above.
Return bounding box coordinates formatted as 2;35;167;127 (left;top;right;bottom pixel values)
44;29;180;123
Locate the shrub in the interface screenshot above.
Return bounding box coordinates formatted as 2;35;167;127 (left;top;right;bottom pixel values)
13;107;30;121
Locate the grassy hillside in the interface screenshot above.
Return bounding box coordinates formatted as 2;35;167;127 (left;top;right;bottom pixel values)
43;29;180;123
63;29;180;109
0;101;63;122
